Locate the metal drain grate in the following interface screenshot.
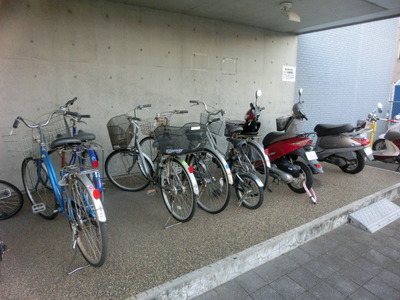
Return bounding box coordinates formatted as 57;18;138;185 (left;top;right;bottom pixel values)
349;198;400;233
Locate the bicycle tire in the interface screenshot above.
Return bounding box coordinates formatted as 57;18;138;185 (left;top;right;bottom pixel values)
67;175;108;267
21;158;58;220
241;142;269;189
160;158;196;222
104;149;151;191
0;180;24;220
139;136;158;162
187;149;230;214
235;172;264;209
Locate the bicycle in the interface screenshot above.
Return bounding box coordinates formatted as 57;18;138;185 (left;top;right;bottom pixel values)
191;100;270;189
0;180;24;220
138;109;234;214
105;104;200;223
12;111;108;267
139;109;189;162
190;101;266;209
56;97;104;194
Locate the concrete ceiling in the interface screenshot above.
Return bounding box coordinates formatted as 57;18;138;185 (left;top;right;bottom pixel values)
109;0;400;34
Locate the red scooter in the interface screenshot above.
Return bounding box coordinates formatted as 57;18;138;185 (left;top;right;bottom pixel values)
242;90;322;204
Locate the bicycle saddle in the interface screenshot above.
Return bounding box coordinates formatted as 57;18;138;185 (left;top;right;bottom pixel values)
50;137;81;151
75;130;96;141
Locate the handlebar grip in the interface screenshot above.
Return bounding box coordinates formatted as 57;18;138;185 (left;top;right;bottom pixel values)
12;119;20;129
65;97;78;107
211;118;221;123
190;100;199;104
142;104;151;108
80;114;91;118
66;111;79;117
179;110;188;114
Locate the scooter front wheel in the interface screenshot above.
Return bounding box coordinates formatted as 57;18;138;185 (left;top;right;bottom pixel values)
339;151;365;174
288;161;313;194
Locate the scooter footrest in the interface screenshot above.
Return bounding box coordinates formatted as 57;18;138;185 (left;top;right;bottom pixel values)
32;203;47;214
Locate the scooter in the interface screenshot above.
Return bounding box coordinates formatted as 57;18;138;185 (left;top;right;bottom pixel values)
312;105;373;174
363;103;400;169
241;90;321;204
372;113;400;151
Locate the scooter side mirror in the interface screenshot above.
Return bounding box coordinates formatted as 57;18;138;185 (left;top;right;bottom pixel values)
377;102;383;114
255;90;262;99
298;88;303;96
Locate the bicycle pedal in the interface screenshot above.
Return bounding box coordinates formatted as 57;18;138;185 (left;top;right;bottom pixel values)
31;203;46;214
146;189;157;196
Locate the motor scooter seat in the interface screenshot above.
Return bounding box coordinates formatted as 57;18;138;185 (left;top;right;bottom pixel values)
313;123;354;137
262;131;287;147
75;130;96;141
384;131;400;141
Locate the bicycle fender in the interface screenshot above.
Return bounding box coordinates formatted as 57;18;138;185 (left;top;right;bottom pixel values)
204;146;234;185
179;160;200;196
239;172;264;188
77;174;107;223
247;139;271;168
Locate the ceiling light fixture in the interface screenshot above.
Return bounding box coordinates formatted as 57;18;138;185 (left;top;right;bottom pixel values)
280;1;301;22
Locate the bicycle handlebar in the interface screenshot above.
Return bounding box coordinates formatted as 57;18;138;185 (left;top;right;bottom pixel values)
13;110;64;130
189;100;225;116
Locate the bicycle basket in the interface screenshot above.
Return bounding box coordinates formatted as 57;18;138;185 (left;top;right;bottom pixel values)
2;126;39;159
41;113;71;144
153;123;207;155
106;114;134;150
200;112;224;136
139;119;156;136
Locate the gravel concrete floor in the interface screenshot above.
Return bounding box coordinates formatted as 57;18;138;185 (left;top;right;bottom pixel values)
1;161;400;300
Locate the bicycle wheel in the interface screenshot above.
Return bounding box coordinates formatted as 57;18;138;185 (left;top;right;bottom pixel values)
68;176;108;267
105;149;151;191
160;158;196;222
235;172;264;209
241;142;269;189
0;180;24;220
139;136;158;162
188;149;230;214
21;158;58;219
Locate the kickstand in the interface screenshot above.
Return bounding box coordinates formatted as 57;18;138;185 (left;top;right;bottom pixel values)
164;213;182;229
66;246;91;275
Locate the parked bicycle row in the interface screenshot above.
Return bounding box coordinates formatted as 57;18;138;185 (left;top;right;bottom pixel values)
2;88;389;267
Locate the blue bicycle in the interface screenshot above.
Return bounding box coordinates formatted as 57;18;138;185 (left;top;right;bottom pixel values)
57;97;104;196
14;110;108;267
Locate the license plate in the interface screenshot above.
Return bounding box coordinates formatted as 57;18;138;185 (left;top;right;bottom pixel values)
305;151;318;160
364;146;373;156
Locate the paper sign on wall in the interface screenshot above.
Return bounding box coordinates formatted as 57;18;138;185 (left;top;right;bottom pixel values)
282;66;296;82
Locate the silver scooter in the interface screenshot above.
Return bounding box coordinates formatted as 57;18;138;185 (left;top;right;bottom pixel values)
312;111;373;174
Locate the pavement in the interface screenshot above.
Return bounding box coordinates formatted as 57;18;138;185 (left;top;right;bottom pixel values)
1;161;400;300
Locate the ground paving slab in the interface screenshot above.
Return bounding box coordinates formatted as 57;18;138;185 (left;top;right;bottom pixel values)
1;162;400;300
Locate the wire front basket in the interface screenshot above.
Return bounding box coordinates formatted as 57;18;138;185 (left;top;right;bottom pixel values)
153;123;207;155
107;114;134;150
200;112;224;136
2;113;70;159
139;119;156;136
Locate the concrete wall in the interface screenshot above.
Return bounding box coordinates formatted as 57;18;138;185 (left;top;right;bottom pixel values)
0;0;297;187
295;18;399;138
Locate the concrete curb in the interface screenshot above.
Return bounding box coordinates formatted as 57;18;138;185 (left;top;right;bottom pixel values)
130;182;400;300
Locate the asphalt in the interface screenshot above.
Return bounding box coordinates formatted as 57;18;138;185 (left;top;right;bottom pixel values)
1;161;400;300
